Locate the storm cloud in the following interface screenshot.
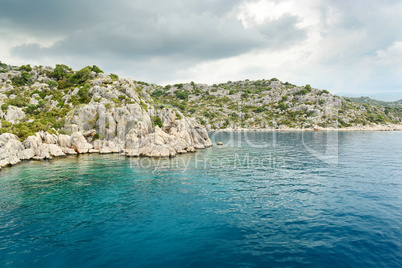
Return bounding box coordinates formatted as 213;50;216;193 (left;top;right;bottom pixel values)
1;0;402;96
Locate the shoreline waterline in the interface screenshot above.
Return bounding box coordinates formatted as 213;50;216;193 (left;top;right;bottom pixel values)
209;124;402;132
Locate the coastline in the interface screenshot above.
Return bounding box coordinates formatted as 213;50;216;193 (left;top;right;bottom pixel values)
2;123;401;171
209;124;402;132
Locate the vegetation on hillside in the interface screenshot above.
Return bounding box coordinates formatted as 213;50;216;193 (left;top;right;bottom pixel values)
0;62;401;140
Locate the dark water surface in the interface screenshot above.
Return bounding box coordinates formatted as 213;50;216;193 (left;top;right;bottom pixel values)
1;131;402;267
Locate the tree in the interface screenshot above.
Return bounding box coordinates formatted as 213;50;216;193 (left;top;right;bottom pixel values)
90;65;103;74
47;80;59;89
305;84;312;92
52;64;72;80
18;64;32;72
151;89;164;97
174;90;189;100
11;72;32;86
78;84;91;103
71;66;91;84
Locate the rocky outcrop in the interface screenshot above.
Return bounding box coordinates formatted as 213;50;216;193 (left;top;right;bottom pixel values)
0;110;213;169
0;133;23;168
71;132;93;154
4;106;25;124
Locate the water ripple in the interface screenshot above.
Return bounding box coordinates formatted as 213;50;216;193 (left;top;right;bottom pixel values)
0;132;402;267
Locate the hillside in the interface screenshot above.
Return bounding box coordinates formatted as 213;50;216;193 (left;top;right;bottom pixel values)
147;80;402;130
1;62;402;138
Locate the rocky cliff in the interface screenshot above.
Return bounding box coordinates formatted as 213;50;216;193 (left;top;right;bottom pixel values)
0;64;212;170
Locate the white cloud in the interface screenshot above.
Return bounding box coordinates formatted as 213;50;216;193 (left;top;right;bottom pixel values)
1;0;402;96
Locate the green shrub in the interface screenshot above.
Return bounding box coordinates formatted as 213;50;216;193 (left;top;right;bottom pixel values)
1;104;8;111
7;96;28;107
321;89;330;94
47;80;59;89
78;84;91;103
52;64;72;80
174;90;189;100
151;116;163;128
110;73;119;81
174;83;183;89
71;66;91;84
151;89;164;97
11;72;32;86
255;106;265;113
305;84;312;92
90;65;103;74
278;102;288;110
241;92;249;99
189;108;196;114
229;89;236;95
298;89;308;95
18;64;32;72
93;133;104;140
282;95;288;101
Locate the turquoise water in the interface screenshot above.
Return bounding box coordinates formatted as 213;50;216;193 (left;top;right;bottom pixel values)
1;131;402;267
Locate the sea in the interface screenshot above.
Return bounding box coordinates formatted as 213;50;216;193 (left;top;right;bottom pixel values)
1;131;402;267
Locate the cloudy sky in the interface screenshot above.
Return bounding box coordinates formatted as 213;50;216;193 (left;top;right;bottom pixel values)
1;0;402;97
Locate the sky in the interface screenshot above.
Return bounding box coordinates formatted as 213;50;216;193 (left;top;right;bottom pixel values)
1;0;402;98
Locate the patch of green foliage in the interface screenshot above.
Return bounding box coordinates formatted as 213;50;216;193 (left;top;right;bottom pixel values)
151;89;164;97
71;66;92;84
90;65;103;74
278;102;288;110
47;80;59;89
93;133;104;140
298;89;308;95
255;106;265;113
110;73;119;81
11;72;32;86
174;90;189;100
78;84;91;103
18;64;32;72
151;116;163;128
52;64;72;80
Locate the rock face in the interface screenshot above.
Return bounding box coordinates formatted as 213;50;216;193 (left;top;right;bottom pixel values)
4;106;25;124
0;107;213;168
70;132;93;154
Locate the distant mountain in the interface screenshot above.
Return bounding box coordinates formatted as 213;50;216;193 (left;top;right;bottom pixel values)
344;97;402;107
337;92;402;102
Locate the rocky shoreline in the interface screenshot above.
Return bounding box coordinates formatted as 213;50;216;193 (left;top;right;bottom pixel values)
210;124;402;132
0;117;213;171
